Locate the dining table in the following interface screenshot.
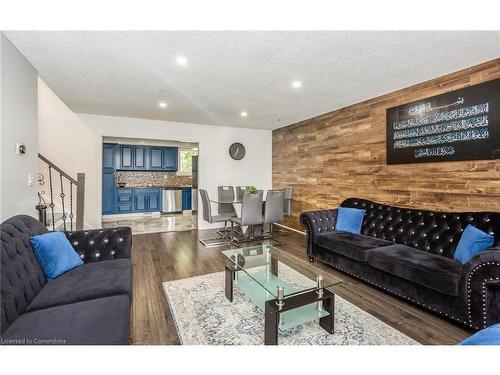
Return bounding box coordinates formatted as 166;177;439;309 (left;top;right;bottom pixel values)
209;196;292;238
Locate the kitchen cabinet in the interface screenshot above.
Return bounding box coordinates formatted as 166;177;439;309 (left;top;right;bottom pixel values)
163;147;178;171
114;144;178;171
148;191;162;211
102;144;117;214
149;147;164;170
134;147;147;169
182;187;192;211
120;146;134;169
133;188;162;212
116;189;134;213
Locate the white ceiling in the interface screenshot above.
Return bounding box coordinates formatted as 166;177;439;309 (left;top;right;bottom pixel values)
5;31;500;130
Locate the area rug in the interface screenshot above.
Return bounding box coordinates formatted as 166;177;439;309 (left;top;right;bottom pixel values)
162;264;419;345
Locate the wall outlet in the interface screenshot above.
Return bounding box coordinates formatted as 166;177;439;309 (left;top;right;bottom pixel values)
28;173;35;187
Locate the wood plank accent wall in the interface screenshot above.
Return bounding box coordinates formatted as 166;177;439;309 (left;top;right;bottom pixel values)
273;59;500;231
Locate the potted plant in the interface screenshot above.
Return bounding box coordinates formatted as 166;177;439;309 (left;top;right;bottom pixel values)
245;185;257;194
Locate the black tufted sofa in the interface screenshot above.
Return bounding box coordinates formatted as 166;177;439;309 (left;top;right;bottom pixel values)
1;215;132;344
300;198;500;331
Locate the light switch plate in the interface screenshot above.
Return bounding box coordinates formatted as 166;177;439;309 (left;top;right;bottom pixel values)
28;173;35;187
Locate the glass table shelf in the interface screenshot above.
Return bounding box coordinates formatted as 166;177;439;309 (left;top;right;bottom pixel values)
222;244;345;338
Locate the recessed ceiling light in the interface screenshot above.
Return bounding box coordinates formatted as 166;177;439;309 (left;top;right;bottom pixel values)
176;56;188;66
291;80;302;89
240;111;248;117
158;101;167;108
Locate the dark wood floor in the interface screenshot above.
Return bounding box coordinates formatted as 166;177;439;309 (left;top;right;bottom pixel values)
130;227;471;345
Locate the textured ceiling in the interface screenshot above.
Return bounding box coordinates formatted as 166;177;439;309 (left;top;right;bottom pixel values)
5;31;500;130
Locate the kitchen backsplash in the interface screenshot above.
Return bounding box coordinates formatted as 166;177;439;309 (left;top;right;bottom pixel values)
116;171;192;188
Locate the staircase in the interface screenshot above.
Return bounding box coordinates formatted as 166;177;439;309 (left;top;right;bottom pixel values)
37;153;85;231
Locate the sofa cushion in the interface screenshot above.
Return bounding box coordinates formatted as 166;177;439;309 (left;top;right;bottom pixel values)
366;244;462;296
460;323;500;345
1;295;130;345
26;259;132;312
454;224;495;264
335;207;366;234
30;231;84;281
316;231;394;262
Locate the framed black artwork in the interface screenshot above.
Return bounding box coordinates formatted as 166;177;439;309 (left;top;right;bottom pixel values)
386;78;500;164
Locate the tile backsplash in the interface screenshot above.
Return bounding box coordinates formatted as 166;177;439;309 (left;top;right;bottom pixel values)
116;171;192;188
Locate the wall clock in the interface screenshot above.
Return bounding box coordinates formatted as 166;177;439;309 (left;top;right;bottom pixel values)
229;142;245;160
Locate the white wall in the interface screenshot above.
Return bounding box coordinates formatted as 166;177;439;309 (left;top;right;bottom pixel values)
79;113;272;229
0;33;38;221
38;79;100;228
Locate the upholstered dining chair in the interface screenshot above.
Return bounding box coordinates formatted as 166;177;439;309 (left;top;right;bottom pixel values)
263;189;285;244
230;190;263;245
199;189;233;247
217;186;236;236
235;186;247;201
218;186;236;216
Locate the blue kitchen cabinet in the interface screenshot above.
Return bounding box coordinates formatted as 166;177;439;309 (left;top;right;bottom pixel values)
149;147;164;170
134;188;162;212
115;144;178;172
134;147;147;169
102;144;117;214
102;172;116;214
120;146;134;169
148;190;162;211
116;189;134;213
103;143;116;168
182;187;192;211
163;147;178;171
119;145;147;170
133;192;148;212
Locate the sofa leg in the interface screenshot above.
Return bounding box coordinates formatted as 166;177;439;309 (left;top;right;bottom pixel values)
309;256;314;262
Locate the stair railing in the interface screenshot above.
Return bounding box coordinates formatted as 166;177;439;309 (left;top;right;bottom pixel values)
37;153;85;231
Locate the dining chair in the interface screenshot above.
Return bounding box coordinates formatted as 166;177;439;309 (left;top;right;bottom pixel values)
230;190;263;245
218;186;236;215
263;189;285;244
217;186;236;236
235;186;247;201
198;189;232;247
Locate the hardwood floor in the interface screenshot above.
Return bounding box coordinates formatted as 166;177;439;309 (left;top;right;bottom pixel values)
130;227;471;345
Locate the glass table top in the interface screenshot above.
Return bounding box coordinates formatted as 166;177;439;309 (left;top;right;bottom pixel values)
221;244;345;331
221;244;344;298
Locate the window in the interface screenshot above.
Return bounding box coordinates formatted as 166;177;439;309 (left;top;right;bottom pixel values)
178;149;197;175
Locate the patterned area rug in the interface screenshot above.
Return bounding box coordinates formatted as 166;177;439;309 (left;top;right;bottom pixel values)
162;264;419;345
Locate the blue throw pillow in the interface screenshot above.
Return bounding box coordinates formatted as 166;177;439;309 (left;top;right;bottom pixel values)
335;207;366;234
459;323;500;345
30;231;83;281
454;225;494;265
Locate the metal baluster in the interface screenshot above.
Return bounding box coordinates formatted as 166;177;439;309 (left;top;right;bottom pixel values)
60;174;67;231
69;181;74;231
48;166;55;231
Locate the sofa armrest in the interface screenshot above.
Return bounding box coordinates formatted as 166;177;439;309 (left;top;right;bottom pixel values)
64;226;132;263
461;248;500;330
300;209;338;258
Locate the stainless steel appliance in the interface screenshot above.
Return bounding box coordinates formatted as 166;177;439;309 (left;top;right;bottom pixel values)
162;188;183;213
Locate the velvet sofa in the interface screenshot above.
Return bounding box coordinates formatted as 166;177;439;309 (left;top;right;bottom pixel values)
0;215;132;344
300;198;500;331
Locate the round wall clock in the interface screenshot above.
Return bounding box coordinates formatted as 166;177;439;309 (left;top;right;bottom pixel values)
229;142;246;160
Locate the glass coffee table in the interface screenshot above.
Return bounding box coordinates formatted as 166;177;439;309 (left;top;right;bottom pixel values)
222;244;345;345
